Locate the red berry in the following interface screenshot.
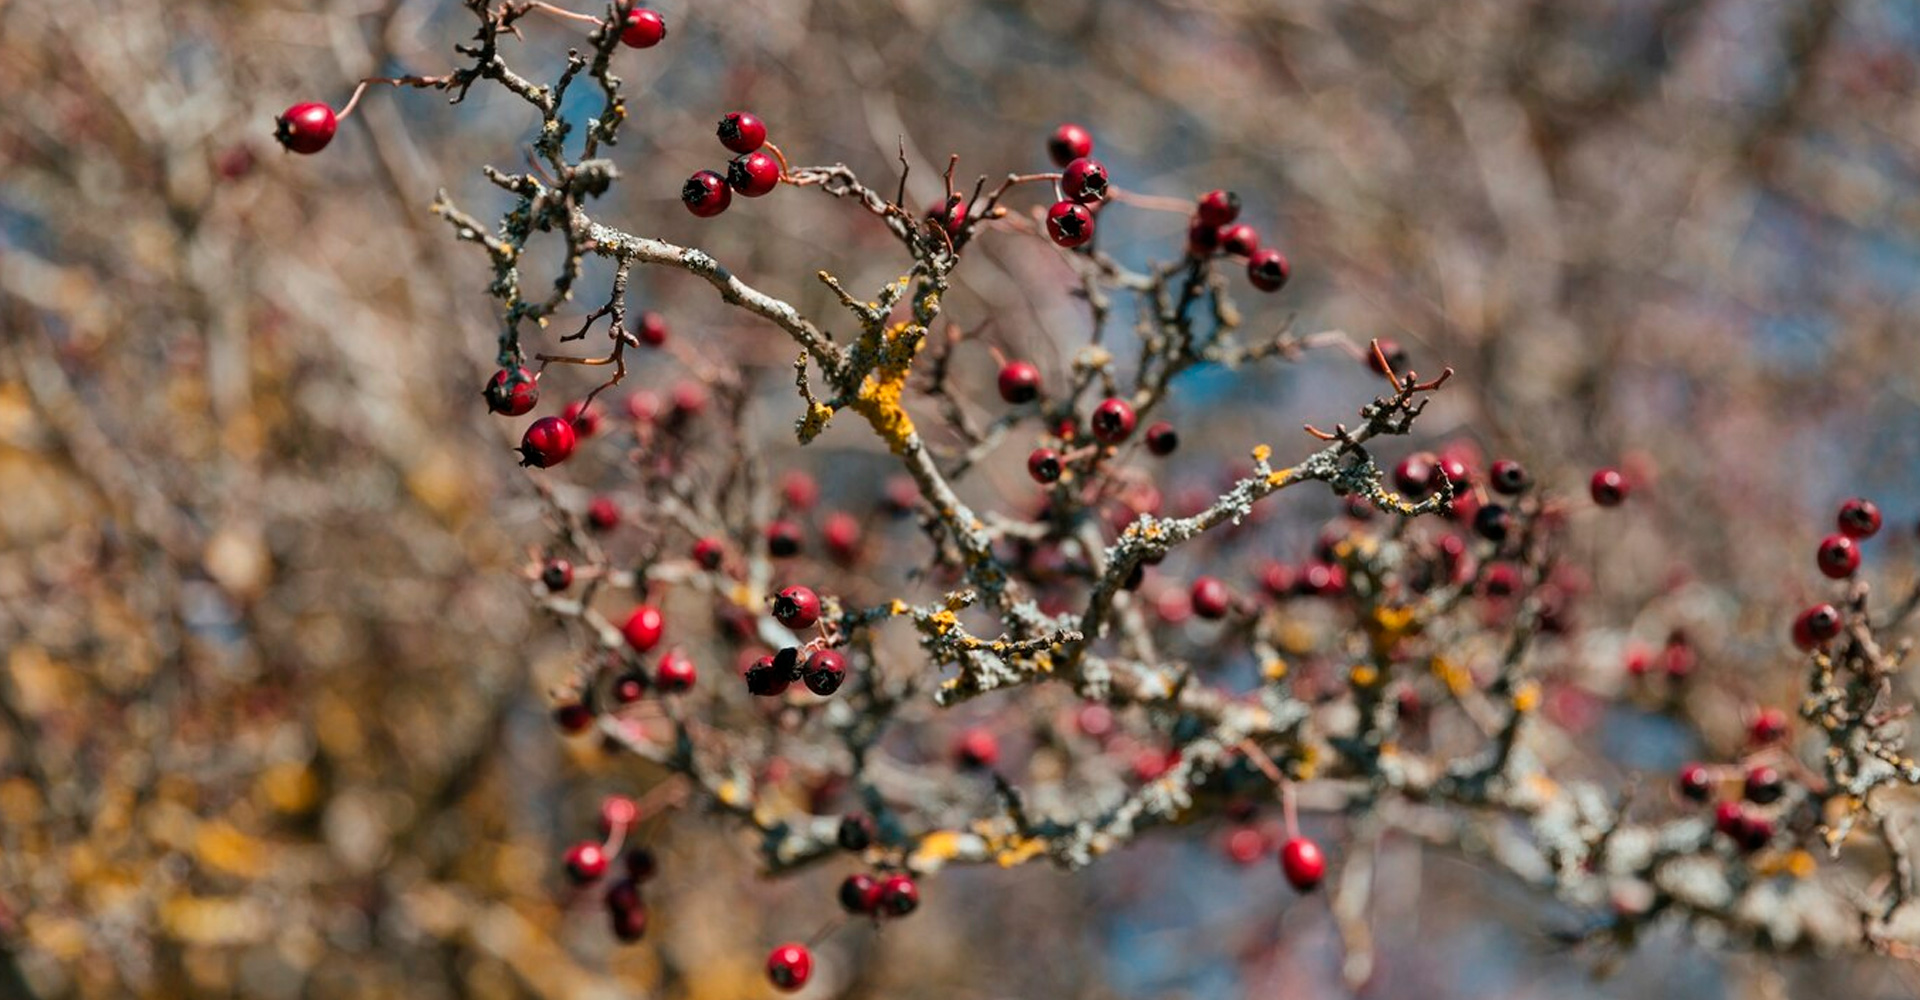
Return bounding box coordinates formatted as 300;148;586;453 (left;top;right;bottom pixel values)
1218;223;1259;257
1062;157;1109;203
608;895;647;942
692;536;725;570
1225;827;1266;865
1589;468;1629;506
766;520;804;558
1489;459;1531;495
955;727;999;769
839;873;882;914
1677;763;1713;802
1791;602;1842;650
803;649;847;696
1145;422;1179;456
587;496;621;531
766;943;812;992
1298;561;1346;598
773;586;821;630
998;361;1042;404
1190;576;1231;619
274;102;337;155
563;399;602;437
484;367;539;415
622;604;664;652
1744;764;1785;805
1749;708;1789;746
655;648;697;692
625;390;661;422
727;151;782;197
745;654;792;696
600;795;640;834
716;111;767;154
1393;452;1437;500
1045;200;1096;248
824;512;862;564
1075;703;1114;738
1482;562;1521;598
1046;122;1094;167
1837;497;1882;539
1028;448;1062;484
619;8;667;48
1436;454;1472;490
613;671;646;704
553;701;593;733
1196;189;1240;227
1186;219;1223;257
564;841;609;884
541;559;574;592
877;873;919;916
518;416;577;468
668;380;707;420
838;812;877;851
1090;398;1136;444
1246;249;1290;292
637;311;668;346
1472;504;1512;543
1260;561;1296;598
780;470;819;510
927;195;968;236
1279;836;1326;891
681;170;731;217
1816;533;1859;578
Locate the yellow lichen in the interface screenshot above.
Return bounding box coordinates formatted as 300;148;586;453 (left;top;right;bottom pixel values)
1267;469;1291;487
849;323;925;455
796;400;835;443
1511;681;1541;714
1251;444;1271;463
1262;658;1289;681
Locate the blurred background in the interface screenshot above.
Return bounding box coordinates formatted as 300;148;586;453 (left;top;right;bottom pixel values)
3;0;1919;997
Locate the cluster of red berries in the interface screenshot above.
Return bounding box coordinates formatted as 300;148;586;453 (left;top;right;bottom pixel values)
837;870;920;918
1040;123;1104;249
560;795;658;942
683;112;781;217
1674;761;1788;853
1184;188;1291;294
1792;498;1880;650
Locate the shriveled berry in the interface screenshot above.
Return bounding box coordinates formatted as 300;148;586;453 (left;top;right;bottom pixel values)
766;943;812;992
1247;248;1290;292
564;841;609;884
745;654;791;697
772;586;821;630
541;559;574;592
877;873;919;916
484;367;539;416
716;111;766;154
1090;398;1136;444
998;361;1041;404
1489;459;1531;495
1145;421;1179;456
619;8;667;48
1062;157;1109;203
1028;448;1062;484
1196;189;1240;227
1816;533;1859;578
1279;836;1326;892
1590;468;1629;506
518;416;577;468
1838;497;1882;539
839;873;882;914
655;648;696;692
1219;223;1259;257
803;649;847;696
727;151;781;197
621;604;664;652
1190;576;1230;619
681;170;731;217
274;102;337;155
1045;200;1095;248
1791;603;1842;650
1047;122;1094;167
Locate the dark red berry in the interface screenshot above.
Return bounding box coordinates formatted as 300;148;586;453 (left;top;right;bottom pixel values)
772;586;821;630
839;873;882;914
1187;219;1223;256
927;196;968;236
564;841;609;884
745;653;792;696
877;873;919;916
274;102;337;155
766;520;804;558
838;812;876;851
1791;602;1842;650
1744;765;1785;805
484;367;539;415
1045;200;1095;248
766;943;812;992
1196;189;1240;227
1047;123;1093;167
1817;533;1859;578
998;361;1041;404
1190;576;1230;620
803;650;847;696
1280;836;1326;891
1590;468;1629;506
1436;454;1471;490
1677;763;1713;802
1144;421;1179;456
637;311;668;346
1837;497;1882;539
682;170;731;217
1062;157;1109;203
619;8;666;48
612;671;646;704
1247;248;1290;292
608;895;647;942
727;151;781;197
954;728;999;769
625;847;657;882
1714;800;1746;839
622;604;664;652
587;496;621;531
1472;504;1512;543
1735;813;1776;852
605;877;641;914
1489;459;1530;495
655;648;697;692
716;111;766;154
518;416;577;468
1749;708;1788;746
1219;223;1259;257
1090;398;1136;444
563;399;602;438
1393;452;1437;500
541;559;574;592
1482;562;1521;598
692;536;725;570
1028;448;1062;484
553;701;593;733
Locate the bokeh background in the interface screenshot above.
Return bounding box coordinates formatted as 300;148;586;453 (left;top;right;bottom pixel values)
3;0;1919;997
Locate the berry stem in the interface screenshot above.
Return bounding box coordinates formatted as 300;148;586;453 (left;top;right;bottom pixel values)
1107;188;1194;214
762;140;794;180
338;75;454;121
526;0;607;28
806;914;847;949
1282;779;1301;840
